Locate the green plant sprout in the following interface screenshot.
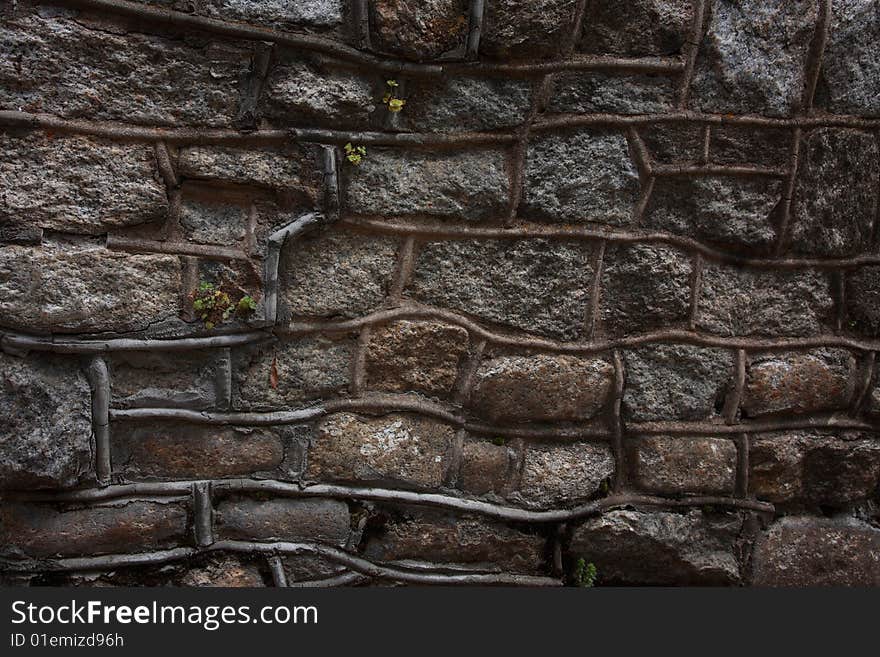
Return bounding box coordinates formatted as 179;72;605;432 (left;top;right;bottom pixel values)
191;281;257;329
573;558;598;588
344;142;366;165
382;79;406;112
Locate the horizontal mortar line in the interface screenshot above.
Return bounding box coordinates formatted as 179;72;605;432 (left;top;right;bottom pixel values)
340;216;880;270
1;539;561;585
283;304;880;354
47;0;684;77
2;480;775;523
288;571;368;588
652;164;789;178
532;111;880;130
0;330;269;354
106;235;251;260
628;415;880;436
0;110;518;146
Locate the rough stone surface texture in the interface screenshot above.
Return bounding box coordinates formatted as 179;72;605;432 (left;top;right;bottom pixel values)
4;0;880;588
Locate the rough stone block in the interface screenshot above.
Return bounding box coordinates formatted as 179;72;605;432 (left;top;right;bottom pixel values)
820;0;880;116
343;148;509;221
181;555;267;587
234;336;354;409
112;422;284;480
408;238;594;341
216;498;350;546
522;129;640;225
401;77;533;133
0;133;168;236
177;144;323;197
307;413;455;488
109;350;223;410
741;349;856;417
261;55;379;129
690;0;818;117
710;125;793;168
645;176;782;253
750;432;880;505
600;243;693;336
369;0;469;60
280;227;399;320
548;73;677;115
515;442;614;509
362;509;546;573
204;0;344;31
846;266;880;337
569;509;744;585
458;438;515;496
752;517;880;586
0;501;188;558
790;129;880;257
481;0;578;59
622;344;734;422
579;0;695;56
364;320;470;397
696;264;832;337
0;245;181;334
0;353;92;490
629;436;738;495
470;354;613;423
0;11;254;126
639;123;704;163
179;194;248;247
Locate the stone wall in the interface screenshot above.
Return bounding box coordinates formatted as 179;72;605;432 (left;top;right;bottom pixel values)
1;0;879;586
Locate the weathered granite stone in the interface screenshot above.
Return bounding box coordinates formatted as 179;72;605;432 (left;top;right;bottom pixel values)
690;0;818;117
234;336;354;409
459;439;515;495
0;133;168;235
307;413;455;488
364;320;470;397
179;196;248;246
112;423;284;479
580;0;695;56
623;344;734;422
343;148;509;220
470;355;613;423
645;177;782;253
846;266;880;337
216;498;350;545
570;509;744;585
369;0;469;60
696;264;832;337
204;0;344;30
710;125;793;168
600;243;692;336
181;556;266;588
752;517;880;586
0;353;92;490
639;123;704;163
363;510;546;573
820;0;880;116
177;144;323;195
629;436;738;495
548;73;676;115
522;129;640;225
0;11;254;126
515;442;614;509
262;56;378;129
280;228;399;320
402;77;533;132
0;245;181;334
741;349;856;417
790;129;880;257
408;239;594;341
109;350;221;409
751;433;880;505
0;501;187;558
481;0;578;59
